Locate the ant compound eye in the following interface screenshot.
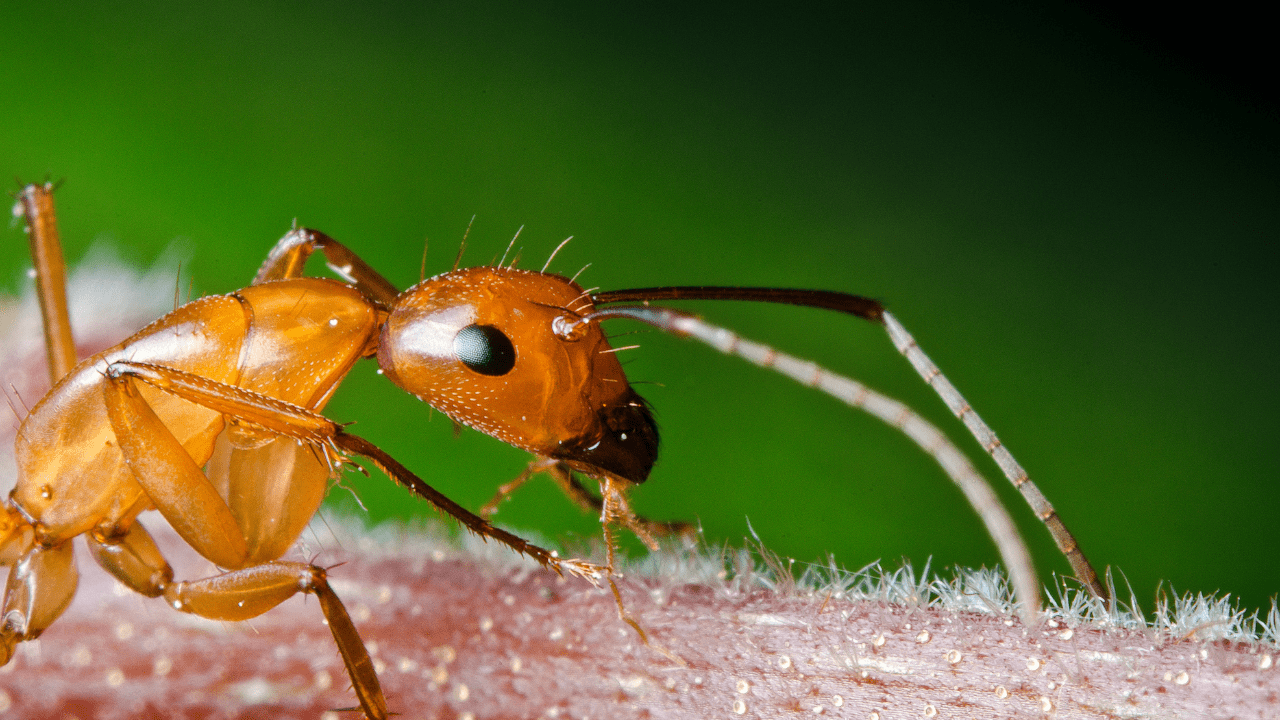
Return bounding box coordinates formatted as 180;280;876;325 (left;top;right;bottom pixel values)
453;324;516;376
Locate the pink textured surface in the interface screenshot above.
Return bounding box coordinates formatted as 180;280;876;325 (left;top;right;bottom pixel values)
1;525;1276;720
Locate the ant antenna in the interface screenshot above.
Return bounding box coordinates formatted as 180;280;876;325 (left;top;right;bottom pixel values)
586;285;1107;606
542;236;574;274
453;216;475;271
498;226;523;268
567;300;1041;623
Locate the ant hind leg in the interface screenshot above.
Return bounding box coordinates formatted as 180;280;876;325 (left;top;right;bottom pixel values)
16;182;77;383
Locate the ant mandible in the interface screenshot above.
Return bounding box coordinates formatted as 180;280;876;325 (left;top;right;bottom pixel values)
0;183;1105;719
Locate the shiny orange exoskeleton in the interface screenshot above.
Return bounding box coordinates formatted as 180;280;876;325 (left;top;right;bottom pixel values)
1;183;1106;718
0;185;660;719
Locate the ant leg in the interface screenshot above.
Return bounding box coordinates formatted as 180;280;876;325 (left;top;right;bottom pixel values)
168;563;385;719
254;227;399;307
481;458;697;542
87;528;385;720
85;521;173;598
548;464;697;543
596;477;685;665
478;456;558;517
15;182;77;382
0;506;34;566
96;376;387;718
206;432;330;564
598;476;659;551
103;360;606;584
596;477;649;641
0;542;78;666
101;364;251;570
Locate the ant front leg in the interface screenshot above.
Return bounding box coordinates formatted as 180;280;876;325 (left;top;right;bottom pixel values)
254;227;400;307
481;458;697;544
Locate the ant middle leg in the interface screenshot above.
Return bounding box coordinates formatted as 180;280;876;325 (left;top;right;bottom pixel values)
253;227;399;307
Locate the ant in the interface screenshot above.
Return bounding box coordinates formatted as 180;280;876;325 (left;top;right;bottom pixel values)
0;182;1105;719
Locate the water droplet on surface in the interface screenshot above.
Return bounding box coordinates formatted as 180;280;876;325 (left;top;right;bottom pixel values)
69;645;92;667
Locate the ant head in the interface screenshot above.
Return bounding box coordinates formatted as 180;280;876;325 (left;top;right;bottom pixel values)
377;266;659;484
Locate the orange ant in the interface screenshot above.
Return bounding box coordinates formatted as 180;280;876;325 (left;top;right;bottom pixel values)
1;183;1104;719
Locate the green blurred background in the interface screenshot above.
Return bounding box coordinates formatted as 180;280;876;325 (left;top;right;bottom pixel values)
3;3;1276;614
